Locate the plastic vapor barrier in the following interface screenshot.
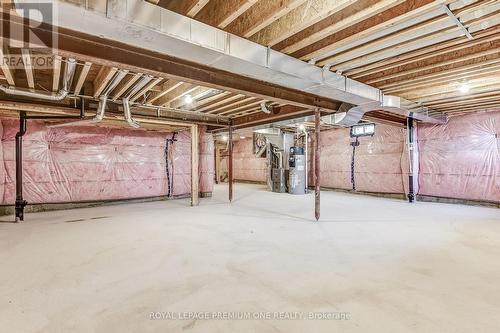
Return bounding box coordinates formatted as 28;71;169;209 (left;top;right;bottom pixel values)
232;138;267;182
319;124;406;194
0;119;214;204
417;110;499;203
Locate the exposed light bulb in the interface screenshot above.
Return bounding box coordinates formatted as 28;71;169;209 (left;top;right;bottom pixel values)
298;124;306;131
240;136;246;139
459;82;470;93
221;135;228;141
184;94;193;104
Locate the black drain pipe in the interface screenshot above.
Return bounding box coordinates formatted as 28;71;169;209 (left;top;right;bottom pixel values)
350;137;359;191
165;132;178;197
15;111;28;221
14;98;86;222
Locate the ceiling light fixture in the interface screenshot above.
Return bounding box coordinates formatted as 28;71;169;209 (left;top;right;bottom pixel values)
184;94;193;104
459;82;470;93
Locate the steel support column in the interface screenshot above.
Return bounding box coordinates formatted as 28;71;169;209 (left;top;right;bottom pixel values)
228;122;233;202
314;108;321;221
407;117;416;203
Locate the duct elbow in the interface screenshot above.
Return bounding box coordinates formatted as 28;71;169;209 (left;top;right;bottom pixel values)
260;101;273;114
0;85;69;101
122;98;140;128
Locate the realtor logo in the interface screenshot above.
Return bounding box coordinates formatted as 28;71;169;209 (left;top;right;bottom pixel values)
1;1;57;50
0;1;57;69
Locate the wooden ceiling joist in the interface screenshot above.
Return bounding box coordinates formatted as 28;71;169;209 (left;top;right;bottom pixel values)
93;66;118;98
155;0;210;17
153;82;195;106
170;86;214;109
279;0;404;55
207;97;259;114
251;0;359;47
146;80;184;105
348;25;500;78
111;72;143;101
21;49;35;89
201;95;250;113
52;56;62;92
195;0;258;28
129;77;163;103
0;48;15;85
73;61;92;95
225;0;307;37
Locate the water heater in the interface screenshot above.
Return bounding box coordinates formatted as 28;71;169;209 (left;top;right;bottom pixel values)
288;146;306;195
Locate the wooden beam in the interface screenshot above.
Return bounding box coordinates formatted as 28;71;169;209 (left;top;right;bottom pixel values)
0;100;194;128
191;124;199;206
52;56;62;91
195;0;258;28
250;0;360;46
73;61;92;95
6;14;341;112
0;48;15;85
156;0;210;17
93;66;118;98
21;49;34;89
225;0;307;37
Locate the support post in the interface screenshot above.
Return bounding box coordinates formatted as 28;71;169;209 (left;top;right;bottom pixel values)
15;111;28;222
228;121;233;202
215;146;221;184
407;117;416;203
314;108;321;221
191;124;199;206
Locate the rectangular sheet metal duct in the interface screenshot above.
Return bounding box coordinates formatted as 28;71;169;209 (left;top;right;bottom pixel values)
15;0;449;123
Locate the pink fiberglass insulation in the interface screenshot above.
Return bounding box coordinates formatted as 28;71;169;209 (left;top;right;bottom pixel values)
417;110;500;203
318;127;352;190
232;138;266;182
0;119;213;204
318;124;406;194
171;127;214;196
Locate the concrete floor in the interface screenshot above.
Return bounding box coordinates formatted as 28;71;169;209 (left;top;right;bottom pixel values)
1;183;499;333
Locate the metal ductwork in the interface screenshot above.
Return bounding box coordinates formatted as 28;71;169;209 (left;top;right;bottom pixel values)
0;58;77;101
121;74;155;128
260;101;273;114
322;96;447;127
37;0;452;124
93;69;129;123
